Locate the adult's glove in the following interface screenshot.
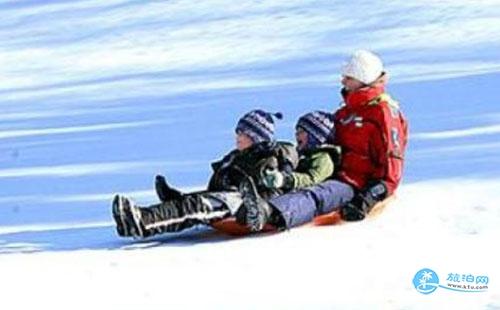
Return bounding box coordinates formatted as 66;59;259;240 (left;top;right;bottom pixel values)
341;180;388;221
262;168;285;189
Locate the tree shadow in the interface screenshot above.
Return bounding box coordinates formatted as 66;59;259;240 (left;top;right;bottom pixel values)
0;223;256;255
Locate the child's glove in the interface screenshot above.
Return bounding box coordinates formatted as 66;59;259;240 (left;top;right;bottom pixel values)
262;168;285;189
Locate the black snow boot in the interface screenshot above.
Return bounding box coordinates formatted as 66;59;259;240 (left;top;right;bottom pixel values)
155;175;184;202
341;181;388;221
111;195;146;238
239;177;272;232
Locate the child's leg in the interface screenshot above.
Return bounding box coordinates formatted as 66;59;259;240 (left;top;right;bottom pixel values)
308;180;355;214
137;191;242;237
268;180;354;229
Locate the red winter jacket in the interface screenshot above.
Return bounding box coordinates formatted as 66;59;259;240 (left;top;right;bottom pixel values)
333;85;408;195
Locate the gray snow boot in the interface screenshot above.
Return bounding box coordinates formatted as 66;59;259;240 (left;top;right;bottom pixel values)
239;177;272;232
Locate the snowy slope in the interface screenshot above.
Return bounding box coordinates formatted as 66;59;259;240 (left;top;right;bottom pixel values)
1;1;500;309
1;179;499;309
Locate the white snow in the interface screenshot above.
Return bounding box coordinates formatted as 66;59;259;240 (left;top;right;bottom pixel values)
0;120;157;140
1;179;499;309
1;1;500;309
2;0;500;102
0;160;206;178
412;124;500;140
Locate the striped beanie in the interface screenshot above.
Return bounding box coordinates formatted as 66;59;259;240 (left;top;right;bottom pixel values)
235;109;283;143
296;111;335;147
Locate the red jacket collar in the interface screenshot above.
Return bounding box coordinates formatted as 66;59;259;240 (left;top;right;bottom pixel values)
341;85;385;109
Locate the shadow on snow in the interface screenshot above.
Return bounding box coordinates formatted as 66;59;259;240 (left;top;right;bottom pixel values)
0;224;270;255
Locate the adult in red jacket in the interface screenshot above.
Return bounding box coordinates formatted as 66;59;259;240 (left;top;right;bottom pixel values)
333;50;408;220
240;50;408;231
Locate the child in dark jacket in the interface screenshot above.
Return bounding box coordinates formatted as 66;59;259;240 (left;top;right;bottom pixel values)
111;110;297;239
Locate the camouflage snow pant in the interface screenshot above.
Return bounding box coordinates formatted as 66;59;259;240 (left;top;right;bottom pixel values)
137;191;243;236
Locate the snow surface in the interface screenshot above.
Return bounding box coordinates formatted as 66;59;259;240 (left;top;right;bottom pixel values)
1;179;499;309
1;1;500;309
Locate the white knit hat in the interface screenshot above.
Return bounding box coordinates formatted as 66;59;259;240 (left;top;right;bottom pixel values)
341;50;384;85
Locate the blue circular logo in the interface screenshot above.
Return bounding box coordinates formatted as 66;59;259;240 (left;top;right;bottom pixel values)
413;268;439;294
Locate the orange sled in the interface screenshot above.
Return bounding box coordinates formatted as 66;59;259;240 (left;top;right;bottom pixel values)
210;218;277;236
211;196;395;235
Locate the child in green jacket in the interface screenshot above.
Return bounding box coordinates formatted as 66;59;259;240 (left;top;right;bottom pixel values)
261;110;338;191
238;110;338;231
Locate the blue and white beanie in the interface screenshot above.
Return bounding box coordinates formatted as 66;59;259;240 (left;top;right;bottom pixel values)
296;111;335;148
235;109;283;143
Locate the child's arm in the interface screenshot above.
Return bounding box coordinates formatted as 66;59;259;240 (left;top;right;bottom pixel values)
289;152;334;189
263;152;334;190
